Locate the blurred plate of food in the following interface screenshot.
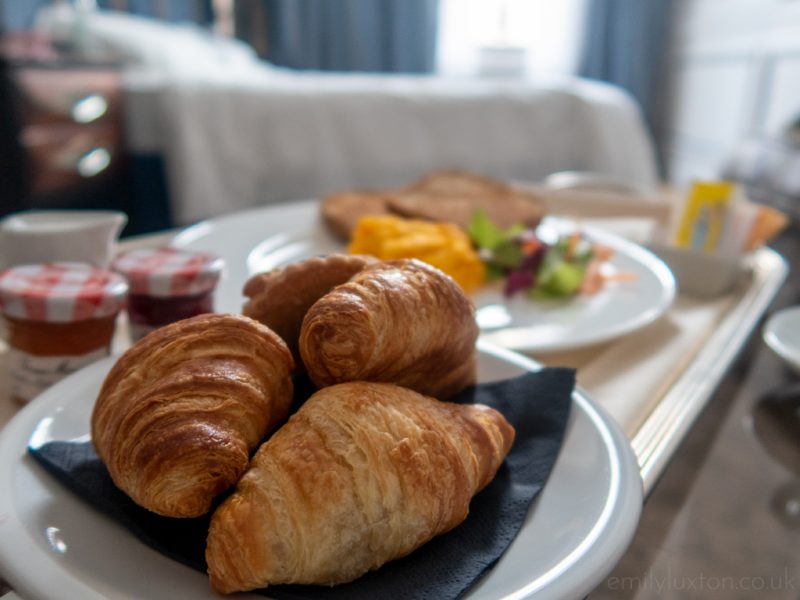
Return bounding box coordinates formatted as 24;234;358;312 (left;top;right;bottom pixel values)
173;171;676;354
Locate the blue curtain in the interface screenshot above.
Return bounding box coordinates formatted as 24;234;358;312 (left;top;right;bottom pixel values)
1;0;50;30
257;0;439;73
579;0;674;136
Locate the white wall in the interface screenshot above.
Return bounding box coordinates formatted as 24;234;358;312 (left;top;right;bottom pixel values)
662;0;800;184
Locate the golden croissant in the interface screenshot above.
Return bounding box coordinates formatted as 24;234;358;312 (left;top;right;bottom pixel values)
206;381;515;593
299;258;478;399
90;313;294;518
242;253;376;369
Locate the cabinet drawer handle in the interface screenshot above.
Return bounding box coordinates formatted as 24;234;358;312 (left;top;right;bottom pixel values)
76;147;112;177
71;94;109;124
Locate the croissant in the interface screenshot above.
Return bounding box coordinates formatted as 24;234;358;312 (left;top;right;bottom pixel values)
242;254;375;369
299;258;478;399
90;313;294;517
206;381;515;593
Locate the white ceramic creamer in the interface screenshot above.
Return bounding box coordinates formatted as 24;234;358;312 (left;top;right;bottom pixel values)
0;210;127;270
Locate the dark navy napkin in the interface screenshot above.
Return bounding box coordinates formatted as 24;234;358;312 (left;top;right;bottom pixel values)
29;368;574;600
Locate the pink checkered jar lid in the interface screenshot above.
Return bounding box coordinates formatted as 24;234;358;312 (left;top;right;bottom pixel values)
111;247;224;298
0;263;128;322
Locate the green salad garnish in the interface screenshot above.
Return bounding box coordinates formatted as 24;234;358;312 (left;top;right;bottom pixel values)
468;209;600;299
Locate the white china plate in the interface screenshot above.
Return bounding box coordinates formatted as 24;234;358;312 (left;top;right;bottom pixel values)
0;341;642;600
763;305;800;373
172;200;675;353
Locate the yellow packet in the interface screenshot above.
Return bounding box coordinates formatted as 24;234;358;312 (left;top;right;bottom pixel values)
674;181;735;252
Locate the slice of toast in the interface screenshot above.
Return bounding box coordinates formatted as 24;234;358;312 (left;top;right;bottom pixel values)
320;191;392;240
388;170;546;230
409;169;510;196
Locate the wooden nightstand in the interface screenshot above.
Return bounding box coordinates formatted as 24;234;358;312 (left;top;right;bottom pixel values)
10;58;128;206
0;28;135;226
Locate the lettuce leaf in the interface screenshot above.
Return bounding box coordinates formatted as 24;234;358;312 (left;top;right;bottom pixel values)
468;209;506;250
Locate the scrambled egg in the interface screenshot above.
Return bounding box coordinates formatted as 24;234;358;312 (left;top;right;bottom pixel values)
347;215;486;292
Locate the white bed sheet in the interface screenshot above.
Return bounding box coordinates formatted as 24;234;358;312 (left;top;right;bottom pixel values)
37;8;659;225
129;69;659;225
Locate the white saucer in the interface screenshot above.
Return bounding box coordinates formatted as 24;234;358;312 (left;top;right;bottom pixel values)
763;306;800;373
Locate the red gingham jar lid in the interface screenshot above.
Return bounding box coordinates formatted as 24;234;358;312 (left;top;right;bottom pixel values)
111;247;223;298
0;263;128;322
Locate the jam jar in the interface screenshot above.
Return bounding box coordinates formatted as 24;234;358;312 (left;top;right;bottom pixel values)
0;262;128;404
111;247;224;341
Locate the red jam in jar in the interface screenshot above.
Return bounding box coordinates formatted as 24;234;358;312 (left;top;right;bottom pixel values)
0;263;128;404
111;247;223;341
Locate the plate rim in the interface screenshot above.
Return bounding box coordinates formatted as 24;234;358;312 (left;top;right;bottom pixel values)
0;341;642;600
172;201;676;354
762;305;800;370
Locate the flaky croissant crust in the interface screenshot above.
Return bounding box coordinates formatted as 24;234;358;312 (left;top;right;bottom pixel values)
206;381;515;593
242;253;376;370
91;313;294;517
299;258;478;399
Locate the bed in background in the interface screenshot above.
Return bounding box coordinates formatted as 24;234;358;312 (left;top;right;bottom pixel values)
35;8;660;228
